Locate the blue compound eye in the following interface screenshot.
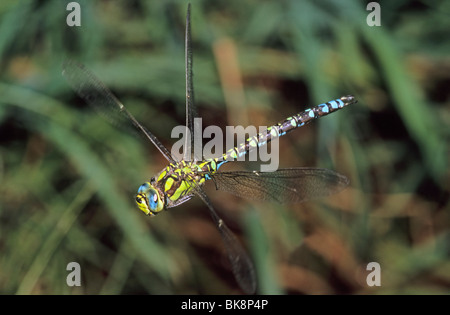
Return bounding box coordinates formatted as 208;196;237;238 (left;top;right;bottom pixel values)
148;188;160;211
138;182;151;194
136;182;164;215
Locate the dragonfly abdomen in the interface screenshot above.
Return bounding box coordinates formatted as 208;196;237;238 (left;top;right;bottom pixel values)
217;95;356;166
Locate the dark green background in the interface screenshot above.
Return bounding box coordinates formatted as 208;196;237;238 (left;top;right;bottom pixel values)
0;0;448;294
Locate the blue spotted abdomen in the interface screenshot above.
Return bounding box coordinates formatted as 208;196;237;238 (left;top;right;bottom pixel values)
215;95;356;164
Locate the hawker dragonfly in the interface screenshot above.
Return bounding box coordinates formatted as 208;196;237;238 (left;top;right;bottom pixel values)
62;3;356;294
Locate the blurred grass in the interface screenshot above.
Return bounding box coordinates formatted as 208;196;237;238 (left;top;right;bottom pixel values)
0;0;449;294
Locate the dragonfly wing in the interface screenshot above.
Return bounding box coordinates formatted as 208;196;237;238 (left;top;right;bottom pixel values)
62;59;175;163
209;167;349;204
193;185;256;294
184;4;202;162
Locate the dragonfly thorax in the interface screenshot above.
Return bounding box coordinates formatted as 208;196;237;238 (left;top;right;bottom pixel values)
135;160;216;216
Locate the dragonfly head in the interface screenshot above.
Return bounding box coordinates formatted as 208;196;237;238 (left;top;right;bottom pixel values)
135;182;164;216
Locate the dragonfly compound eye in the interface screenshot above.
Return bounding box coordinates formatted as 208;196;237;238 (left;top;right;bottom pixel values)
136;182;164;215
148;188;163;212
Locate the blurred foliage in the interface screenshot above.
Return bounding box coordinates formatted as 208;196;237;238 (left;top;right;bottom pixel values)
0;0;448;294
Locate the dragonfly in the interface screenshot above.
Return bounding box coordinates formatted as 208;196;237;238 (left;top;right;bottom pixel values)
62;3;357;294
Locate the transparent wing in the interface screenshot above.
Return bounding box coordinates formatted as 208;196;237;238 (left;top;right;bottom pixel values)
193;185;256;294
209;168;349;203
62;59;175;163
184;3;202;162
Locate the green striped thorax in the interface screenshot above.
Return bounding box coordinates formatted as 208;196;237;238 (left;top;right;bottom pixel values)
135;159;218;216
